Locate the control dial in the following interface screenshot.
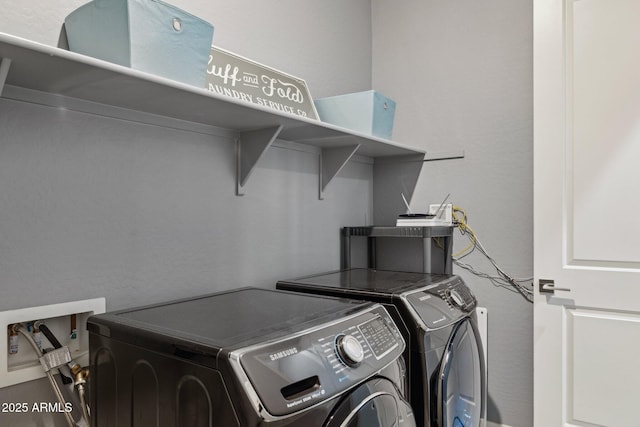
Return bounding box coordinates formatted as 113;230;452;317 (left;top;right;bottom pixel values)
447;289;465;308
335;334;364;367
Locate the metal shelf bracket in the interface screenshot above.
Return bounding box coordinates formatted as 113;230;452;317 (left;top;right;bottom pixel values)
236;125;283;195
319;144;360;200
0;57;12;97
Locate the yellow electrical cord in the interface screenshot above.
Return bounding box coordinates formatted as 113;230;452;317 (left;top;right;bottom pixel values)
452;205;477;258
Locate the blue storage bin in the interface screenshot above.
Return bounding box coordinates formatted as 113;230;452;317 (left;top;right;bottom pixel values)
65;0;214;87
314;90;396;139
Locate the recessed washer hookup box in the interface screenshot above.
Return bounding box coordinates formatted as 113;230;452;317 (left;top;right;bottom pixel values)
313;90;396;139
64;0;214;87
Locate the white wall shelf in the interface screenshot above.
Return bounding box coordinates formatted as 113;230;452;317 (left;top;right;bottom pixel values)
0;32;425;198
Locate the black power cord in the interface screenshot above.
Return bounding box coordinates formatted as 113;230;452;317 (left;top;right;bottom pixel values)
35;322;72;384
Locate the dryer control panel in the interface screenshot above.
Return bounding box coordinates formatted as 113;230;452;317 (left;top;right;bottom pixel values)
403;275;477;330
233;305;404;417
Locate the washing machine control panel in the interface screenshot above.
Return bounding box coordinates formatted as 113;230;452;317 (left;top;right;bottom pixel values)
404;275;477;329
440;276;477;312
335;334;364;366
356;315;401;359
235;304;404;417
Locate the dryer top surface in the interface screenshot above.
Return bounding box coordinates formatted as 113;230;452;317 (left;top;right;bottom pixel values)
88;288;370;352
278;268;451;297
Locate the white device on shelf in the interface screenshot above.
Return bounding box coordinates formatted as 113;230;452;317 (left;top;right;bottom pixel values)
428;203;453;225
395;203;453;227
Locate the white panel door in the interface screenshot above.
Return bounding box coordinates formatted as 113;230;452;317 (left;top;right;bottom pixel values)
534;0;640;426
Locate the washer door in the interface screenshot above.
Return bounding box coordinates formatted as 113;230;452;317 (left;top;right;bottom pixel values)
324;377;415;427
437;319;483;427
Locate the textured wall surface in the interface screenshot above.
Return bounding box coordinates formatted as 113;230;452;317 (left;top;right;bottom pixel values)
0;1;373;425
0;1;535;426
0;0;372;98
371;1;533;426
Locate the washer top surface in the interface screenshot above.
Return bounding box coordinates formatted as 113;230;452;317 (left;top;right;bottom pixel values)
89;288;369;351
278;268;450;296
277;269;478;328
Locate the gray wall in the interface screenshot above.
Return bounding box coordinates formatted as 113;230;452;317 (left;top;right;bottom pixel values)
371;1;533;426
0;0;373;99
1;1;534;426
0;1;373;426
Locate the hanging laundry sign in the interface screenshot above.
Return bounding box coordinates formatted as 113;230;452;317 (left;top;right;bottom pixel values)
205;46;318;120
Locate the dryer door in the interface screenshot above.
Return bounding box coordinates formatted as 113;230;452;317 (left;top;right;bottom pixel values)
437;319;483;427
324;377;415;427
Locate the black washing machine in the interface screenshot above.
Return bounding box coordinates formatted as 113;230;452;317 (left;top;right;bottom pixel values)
88;287;415;426
277;269;485;427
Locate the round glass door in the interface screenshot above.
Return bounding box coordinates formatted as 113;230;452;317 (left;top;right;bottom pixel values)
438;319;483;427
324;377;415;427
